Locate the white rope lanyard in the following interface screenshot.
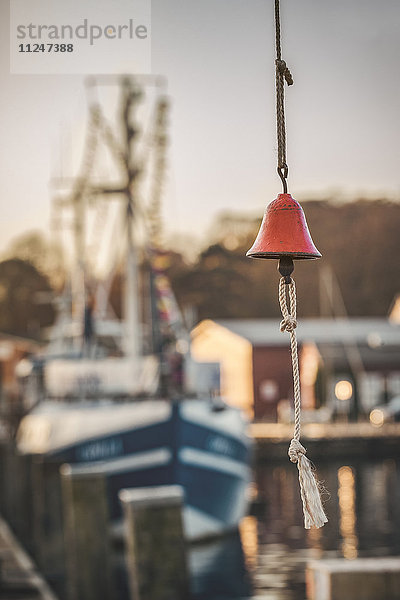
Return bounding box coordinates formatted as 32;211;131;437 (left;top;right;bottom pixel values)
279;277;328;529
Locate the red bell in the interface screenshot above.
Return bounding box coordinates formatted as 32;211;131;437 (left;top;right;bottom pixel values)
247;193;321;260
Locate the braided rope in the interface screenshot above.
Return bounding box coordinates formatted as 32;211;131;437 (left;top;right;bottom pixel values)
274;0;293;173
279;277;300;440
278;276;328;529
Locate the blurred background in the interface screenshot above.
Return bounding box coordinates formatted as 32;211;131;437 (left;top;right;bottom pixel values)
0;1;400;600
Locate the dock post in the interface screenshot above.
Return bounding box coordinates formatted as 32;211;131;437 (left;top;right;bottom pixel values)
119;485;190;600
31;456;65;594
0;440;14;522
306;557;400;600
10;452;34;549
0;442;34;552
60;464;115;600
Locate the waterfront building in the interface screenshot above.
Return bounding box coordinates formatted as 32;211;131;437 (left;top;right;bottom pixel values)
191;318;400;422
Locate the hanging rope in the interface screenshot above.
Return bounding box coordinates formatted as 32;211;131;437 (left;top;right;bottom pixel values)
274;0;293;193
279;277;328;529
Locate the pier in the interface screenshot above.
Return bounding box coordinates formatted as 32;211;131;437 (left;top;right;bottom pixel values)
307;557;400;600
251;422;400;460
1;422;400;598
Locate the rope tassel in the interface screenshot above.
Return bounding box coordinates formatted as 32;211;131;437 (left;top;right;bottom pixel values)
288;439;328;529
279;278;328;529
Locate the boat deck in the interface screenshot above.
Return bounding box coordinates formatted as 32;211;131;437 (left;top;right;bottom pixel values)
0;517;58;600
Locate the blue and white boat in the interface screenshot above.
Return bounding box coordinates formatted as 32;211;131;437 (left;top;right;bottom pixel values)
16;77;251;541
18;398;251;540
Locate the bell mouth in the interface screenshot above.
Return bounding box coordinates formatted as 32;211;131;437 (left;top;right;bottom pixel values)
246;250;322;260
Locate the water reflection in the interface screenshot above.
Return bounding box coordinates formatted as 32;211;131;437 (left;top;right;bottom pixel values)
239;516;259;570
192;458;400;600
190;530;252;599
338;465;357;559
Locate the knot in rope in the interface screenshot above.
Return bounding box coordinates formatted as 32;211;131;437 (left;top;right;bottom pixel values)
278;277;297;331
288;438;306;463
275;59;293;86
280;315;297;333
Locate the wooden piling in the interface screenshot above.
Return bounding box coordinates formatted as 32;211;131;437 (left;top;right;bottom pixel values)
119;485;190;600
31;456;65;594
306;557;400;600
0;441;35;551
60;464;114;600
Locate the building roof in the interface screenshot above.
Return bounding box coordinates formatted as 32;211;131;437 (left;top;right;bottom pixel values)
213;318;400;348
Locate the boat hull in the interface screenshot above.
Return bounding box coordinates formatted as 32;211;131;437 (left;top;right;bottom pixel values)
17;398;252;540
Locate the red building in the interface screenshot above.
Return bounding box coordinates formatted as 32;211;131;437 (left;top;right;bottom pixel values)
191;318;400;422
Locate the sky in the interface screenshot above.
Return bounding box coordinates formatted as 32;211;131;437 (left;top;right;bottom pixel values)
1;0;400;256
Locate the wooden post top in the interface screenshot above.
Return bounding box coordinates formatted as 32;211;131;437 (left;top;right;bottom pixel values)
119;485;185;508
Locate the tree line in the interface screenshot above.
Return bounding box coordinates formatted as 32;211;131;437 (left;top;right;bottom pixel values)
0;199;398;339
168;199;400;321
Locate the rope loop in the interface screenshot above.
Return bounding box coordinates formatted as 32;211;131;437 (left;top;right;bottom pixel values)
275;59;294;86
278;277;297;324
288;438;306;463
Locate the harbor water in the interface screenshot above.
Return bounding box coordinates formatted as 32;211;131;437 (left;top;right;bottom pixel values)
190;456;400;600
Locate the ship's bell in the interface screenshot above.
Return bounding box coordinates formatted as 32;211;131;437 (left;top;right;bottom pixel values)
247;193;321;260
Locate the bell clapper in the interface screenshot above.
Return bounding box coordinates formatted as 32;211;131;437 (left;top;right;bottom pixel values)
278;256;294;284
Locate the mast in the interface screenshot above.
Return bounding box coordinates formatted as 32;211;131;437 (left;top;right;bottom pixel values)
86;77;144;361
147;97;169;354
71;183;86;341
52;102;100;348
120;79;142;361
53;76;158;362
